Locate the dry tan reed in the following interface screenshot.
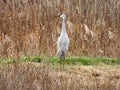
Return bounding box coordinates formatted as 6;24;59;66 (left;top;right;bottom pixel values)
0;62;120;90
0;0;120;58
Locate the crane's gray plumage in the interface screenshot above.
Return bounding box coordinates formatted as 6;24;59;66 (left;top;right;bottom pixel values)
57;14;70;66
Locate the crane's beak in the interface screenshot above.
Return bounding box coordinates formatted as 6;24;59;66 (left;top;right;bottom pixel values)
60;15;62;18
54;15;60;18
54;12;62;18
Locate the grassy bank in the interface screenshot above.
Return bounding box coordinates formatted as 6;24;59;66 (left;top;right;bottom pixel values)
0;56;120;67
21;56;120;65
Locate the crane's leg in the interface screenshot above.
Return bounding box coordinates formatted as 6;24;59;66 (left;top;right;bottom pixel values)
60;57;62;70
60;57;64;70
62;56;64;68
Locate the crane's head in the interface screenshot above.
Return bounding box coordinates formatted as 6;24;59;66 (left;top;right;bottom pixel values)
60;13;66;20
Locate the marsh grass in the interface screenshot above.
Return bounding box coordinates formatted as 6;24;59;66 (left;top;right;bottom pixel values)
0;0;120;58
0;0;120;89
0;57;120;90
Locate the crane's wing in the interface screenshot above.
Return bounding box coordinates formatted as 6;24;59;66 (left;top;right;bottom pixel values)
57;35;70;56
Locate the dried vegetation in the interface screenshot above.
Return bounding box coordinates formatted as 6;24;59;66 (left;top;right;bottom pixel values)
0;1;120;89
0;62;120;90
0;0;120;58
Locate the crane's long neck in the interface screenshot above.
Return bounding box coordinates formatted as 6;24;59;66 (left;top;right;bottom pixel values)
61;19;66;34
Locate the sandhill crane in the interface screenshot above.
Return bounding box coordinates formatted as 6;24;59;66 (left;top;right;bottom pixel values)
57;13;70;68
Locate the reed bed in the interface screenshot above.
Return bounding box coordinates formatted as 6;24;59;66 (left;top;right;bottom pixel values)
0;0;120;58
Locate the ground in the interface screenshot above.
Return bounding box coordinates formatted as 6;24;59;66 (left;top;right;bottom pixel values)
0;56;120;90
